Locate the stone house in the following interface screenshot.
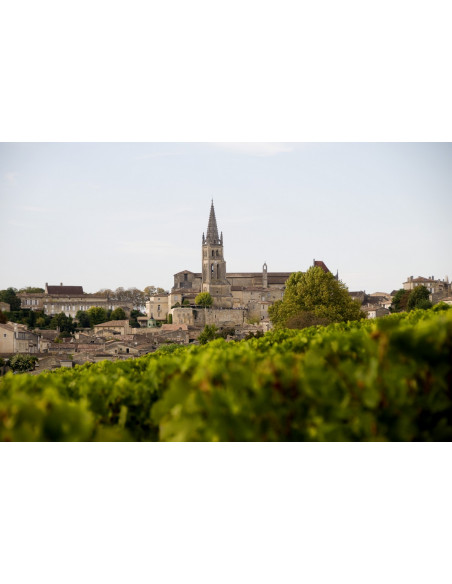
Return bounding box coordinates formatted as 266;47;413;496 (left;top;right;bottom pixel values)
403;275;451;295
0;322;40;354
0;301;10;312
363;306;390;319
93;320;132;336
146;293;169;321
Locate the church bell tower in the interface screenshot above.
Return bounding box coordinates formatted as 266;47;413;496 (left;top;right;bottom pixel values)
202;201;233;308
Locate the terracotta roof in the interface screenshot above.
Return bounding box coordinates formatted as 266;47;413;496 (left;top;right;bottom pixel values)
161;324;188;331
313;261;330;273
46;285;84;296
94;320;129;327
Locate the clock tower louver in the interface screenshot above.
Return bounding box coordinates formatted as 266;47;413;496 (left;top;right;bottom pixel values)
201;201;233;308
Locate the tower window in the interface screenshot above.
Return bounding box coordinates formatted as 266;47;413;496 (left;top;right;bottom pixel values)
212;250;214;257
211;264;214;275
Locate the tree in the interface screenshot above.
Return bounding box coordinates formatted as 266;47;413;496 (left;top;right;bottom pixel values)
268;267;365;329
0;310;7;324
129;309;145;328
111;307;126;320
49;312;75;334
286;311;331;329
407;285;432;311
144;286;167;297
198;324;218;344
195;292;213;308
391;289;410;312
0;288;21;311
75;310;91;328
18;287;44;293
9;354;38;372
87;307;108;326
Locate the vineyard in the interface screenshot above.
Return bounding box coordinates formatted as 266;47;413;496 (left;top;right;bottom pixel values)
1;305;451;441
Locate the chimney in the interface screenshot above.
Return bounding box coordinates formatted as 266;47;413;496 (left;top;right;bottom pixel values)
60;282;63;286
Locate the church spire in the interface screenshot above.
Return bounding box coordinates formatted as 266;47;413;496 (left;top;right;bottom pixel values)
205;200;220;245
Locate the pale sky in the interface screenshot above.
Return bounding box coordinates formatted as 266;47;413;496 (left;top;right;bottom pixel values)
1;142;451;295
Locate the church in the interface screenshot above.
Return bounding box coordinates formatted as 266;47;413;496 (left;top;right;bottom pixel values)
146;201;334;328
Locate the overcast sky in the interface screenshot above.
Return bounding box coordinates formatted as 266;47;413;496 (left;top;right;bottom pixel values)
1;142;451;294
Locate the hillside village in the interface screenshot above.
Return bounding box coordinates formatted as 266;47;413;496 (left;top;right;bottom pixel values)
1;202;451;373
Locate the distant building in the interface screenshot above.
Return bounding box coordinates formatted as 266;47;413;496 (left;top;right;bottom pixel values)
18;283;132;318
159;201;336;328
403;275;450;295
0;302;10;312
0;322;40;354
93;320;132;336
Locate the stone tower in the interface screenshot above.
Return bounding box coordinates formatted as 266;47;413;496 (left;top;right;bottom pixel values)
201;201;233;308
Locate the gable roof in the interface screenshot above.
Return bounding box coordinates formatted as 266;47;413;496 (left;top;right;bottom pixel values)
93;320;129;327
46;285;84;296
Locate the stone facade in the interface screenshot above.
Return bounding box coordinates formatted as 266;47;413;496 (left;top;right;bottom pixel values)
18;284;132;318
403;275;451;295
0;322;40;354
163;201;336;329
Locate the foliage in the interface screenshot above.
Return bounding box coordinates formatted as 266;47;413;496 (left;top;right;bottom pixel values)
110;307;126;320
391;289;410;312
9;354;38;372
407;285;432;311
49;312;76;334
269;267;365;328
216;327;236;339
87;307;108;326
18;287;45;293
0;307;452;441
167;314;173;324
195;292;213;308
0;311;7;324
129;309;145;328
144;286;167;297
96;287;146;309
75;310;91;328
0;288;21;311
286;311;331;329
198;324;218;344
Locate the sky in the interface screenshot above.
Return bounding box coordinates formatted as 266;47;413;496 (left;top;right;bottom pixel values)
0;141;451;295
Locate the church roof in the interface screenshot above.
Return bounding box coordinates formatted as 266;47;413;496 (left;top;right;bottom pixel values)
205;200;220;245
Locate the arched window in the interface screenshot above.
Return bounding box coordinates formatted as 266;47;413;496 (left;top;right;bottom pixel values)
211;264;214;276
212;250;214;257
217;264;220;279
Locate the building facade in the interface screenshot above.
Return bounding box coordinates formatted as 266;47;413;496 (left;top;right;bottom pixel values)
164;201;335;327
18;284;132;318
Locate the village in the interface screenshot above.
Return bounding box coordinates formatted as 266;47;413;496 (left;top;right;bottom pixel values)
1;202;451;373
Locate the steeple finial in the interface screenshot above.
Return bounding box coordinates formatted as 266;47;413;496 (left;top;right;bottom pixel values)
205;200;220;244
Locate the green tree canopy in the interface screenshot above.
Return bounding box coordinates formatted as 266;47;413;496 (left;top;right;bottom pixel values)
87;307;108;326
49;312;75;334
0;288;21;311
75;310;91;328
195;292;213;308
391;289;410;312
111;307;126;320
18;287;45;293
198;324;218;344
268;267;365;329
407;285;432;311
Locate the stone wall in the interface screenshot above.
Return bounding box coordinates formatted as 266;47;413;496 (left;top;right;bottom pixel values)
172;307;247;327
